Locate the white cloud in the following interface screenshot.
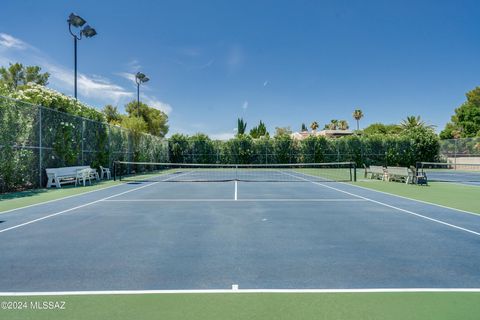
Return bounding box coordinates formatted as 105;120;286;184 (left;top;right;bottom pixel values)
0;33;172;112
143;95;172;115
177;46;202;57
116;72;137;84
126;59;141;71
42;60;133;104
209;132;235;140
226;44;244;71
0;33;27;50
242;100;248;110
173;58;215;70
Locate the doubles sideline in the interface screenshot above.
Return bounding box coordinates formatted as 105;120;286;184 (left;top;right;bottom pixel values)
281;171;480;237
0;171;193;234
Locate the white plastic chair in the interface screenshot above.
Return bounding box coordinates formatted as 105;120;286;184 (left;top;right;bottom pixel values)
100;166;111;180
75;169;91;187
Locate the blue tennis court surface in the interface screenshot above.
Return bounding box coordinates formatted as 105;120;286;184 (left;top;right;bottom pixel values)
1;173;480;292
426;171;480;186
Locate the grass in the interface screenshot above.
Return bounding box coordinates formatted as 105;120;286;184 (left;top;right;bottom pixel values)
0;292;479;320
0;180;120;214
352;179;480;214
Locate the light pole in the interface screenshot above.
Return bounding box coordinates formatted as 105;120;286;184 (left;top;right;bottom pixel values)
135;72;149;117
67;13;97;100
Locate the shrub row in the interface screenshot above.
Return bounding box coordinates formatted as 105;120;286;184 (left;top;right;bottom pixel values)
168;128;440;167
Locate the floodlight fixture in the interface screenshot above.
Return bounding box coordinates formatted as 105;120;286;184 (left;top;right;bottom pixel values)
68;13;86;28
67;13;97;100
81;25;97;38
135;72;150;116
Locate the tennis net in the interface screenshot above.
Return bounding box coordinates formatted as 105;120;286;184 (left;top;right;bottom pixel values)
416;162;480;183
113;161;357;182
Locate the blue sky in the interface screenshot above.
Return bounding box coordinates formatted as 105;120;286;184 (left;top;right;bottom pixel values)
1;0;479;138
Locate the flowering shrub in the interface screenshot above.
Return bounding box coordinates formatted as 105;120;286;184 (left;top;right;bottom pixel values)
8;83;105;122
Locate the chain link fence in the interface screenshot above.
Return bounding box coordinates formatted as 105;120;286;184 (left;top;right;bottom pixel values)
0;95;168;192
439;137;480;166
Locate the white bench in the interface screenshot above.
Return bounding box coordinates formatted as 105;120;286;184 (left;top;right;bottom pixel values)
369;166;387;180
46;166;99;188
386;166;414;184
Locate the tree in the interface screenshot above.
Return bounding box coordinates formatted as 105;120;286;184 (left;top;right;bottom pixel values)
440;86;480;138
301;123;308;132
310;121;319;132
352;109;364;130
249;120;268;138
400;115;435;131
121;116;148;134
363;123;401;135
325;119;338;130
0;62;49;90
237;118;247;135
125;100;169;137
168;133;189;163
189;133;216;163
102;105;121;124
338;120;349;130
274;126;292;137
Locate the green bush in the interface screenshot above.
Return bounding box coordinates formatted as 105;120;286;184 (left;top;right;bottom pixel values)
163;130;440;168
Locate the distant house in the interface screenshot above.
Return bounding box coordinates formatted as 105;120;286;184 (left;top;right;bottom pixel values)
291;129;353;140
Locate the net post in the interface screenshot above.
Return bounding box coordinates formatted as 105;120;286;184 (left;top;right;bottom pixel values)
352;162;357;182
113;161;117;181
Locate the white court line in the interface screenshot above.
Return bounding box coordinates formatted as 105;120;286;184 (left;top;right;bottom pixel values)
281;171;480;237
0;170;188;216
0;182;124;215
0;171;193;234
103;198;367;202
345;181;480;216
234;180;238;201
294;169;479;216
1;288;480;296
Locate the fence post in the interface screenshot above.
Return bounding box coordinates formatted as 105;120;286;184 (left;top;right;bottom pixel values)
38;106;42;188
81;119;85;165
454;139;457;170
265;144;268;164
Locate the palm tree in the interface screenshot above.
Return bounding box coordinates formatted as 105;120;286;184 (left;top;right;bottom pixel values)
352;109;364;130
310;121;319;132
400;115;435;131
237;118;247;135
326;119;338;130
338;120;349;130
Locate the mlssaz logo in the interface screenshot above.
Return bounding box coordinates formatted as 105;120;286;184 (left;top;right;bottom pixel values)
30;301;66;310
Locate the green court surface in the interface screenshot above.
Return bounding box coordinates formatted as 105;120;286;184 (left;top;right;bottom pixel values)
1;292;479;320
352;180;480;214
0;181;120;214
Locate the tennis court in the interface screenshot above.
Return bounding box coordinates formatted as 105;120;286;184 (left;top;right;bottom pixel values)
418;162;480;186
1;163;480;293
